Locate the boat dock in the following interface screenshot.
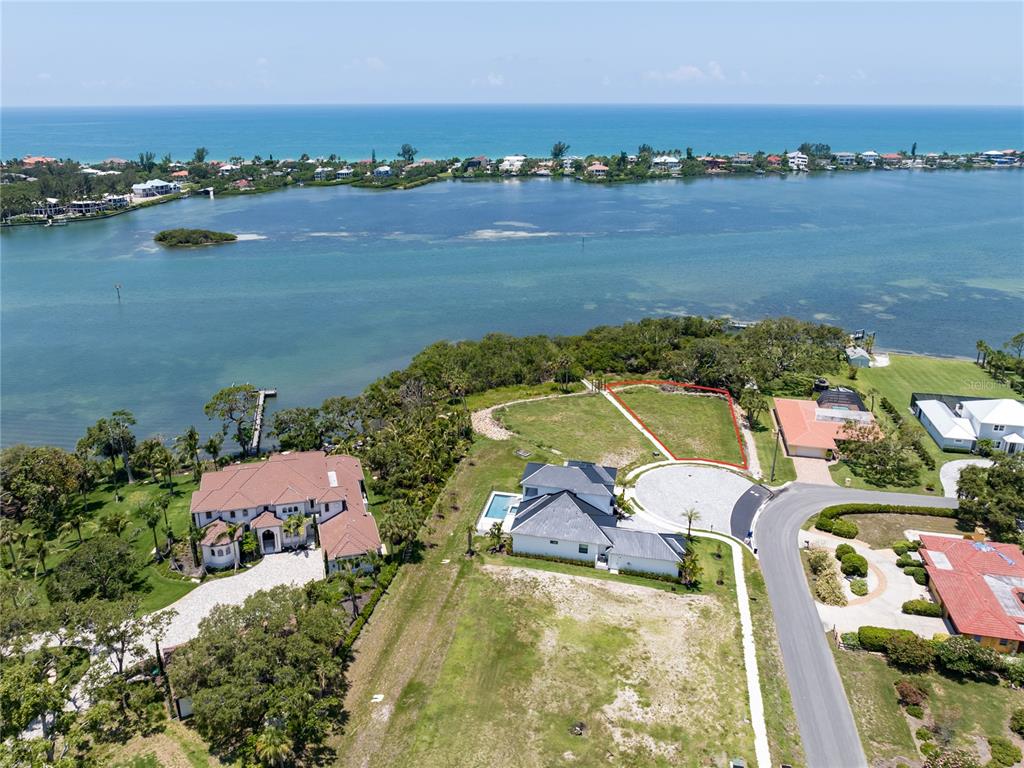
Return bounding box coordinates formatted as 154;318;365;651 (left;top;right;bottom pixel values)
251;388;277;454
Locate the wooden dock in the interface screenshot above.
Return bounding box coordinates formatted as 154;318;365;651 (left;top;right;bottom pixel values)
251;388;277;454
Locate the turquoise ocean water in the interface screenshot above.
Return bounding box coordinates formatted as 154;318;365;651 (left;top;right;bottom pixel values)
3;104;1022;161
2;169;1022;448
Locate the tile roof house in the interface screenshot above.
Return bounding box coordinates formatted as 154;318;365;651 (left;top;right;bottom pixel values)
510;460;686;577
774;397;875;459
190;451;380;572
920;535;1024;652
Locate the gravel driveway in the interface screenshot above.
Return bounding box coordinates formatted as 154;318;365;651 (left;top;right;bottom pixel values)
939;458;992;497
632;464;754;535
158;548;325;648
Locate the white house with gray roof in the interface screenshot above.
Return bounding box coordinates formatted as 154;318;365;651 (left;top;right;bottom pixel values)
510;461;687;577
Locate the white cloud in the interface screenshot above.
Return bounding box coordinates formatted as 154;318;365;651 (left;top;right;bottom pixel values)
851;68;867;81
471;72;505;88
813;73;826;86
645;61;726;83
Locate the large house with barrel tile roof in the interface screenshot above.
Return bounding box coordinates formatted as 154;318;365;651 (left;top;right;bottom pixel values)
190;451;381;573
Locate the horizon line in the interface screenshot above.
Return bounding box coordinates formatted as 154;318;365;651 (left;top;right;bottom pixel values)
3;102;1022;110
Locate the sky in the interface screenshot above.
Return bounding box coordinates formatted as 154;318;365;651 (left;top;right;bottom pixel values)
2;1;1022;107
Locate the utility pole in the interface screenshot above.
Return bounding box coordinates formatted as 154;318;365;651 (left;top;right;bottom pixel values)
770;428;780;483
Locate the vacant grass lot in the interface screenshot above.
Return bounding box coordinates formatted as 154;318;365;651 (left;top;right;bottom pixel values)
498;392;657;472
751;404;797;485
613;385;745;465
465;381;584;411
104;720;224;768
834;647;1024;764
829;354;1019;494
11;474;200;613
843;512;962;549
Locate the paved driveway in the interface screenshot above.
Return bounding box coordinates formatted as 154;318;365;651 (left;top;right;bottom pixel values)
158;548;325;648
939;458;992;497
756;485;957;768
632;464;757;536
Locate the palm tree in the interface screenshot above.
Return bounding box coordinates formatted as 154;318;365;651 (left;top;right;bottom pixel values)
684;508;701;539
140;502;161;560
175;426;202;482
0;520;19;568
254;726;292;767
156;494;171;529
282;514;305;549
28;533;50;578
109;410;137;484
203;433;223;469
153;445;176;492
342;571;360;620
102;510;131;538
224;523;242;571
362;550;383;590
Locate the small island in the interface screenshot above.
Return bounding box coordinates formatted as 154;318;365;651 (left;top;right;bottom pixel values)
154;228;237;247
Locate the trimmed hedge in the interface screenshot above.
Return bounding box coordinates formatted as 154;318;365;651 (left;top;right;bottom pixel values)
903;599;943;617
851;578;868;596
831;519;859;539
841;552;869;577
835;543;856;561
904;566;928;585
814;503;957;540
896;553;917;568
858;625;917;652
342;561;400;650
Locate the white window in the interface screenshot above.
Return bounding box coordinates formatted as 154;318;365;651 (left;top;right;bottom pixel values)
993;425;1006;432
578;544;589;554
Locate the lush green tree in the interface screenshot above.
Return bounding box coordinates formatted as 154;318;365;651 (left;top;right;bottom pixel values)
137;151;156;172
47;535;144;603
192;147;208;164
167;586;348;756
342;570;360;620
377;499;420;548
85;597;174;675
175;425;202;482
204;384;258;456
839;421;921;488
78;410;138;485
739;388;769;428
957;454;1024;541
884;632;935;670
254;726;293;766
550;141;570;159
203;431;224;466
271;407;325;452
678;549;703;586
935;635;1002;678
140;501;162;560
399;143;418;162
0;445;84;535
1005;331;1024;358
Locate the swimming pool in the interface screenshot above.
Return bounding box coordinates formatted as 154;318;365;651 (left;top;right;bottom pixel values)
477;491;521;532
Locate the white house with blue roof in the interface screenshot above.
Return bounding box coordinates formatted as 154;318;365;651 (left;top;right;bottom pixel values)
509;460;687;577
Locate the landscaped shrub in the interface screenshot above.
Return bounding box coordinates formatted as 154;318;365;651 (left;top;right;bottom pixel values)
1009;707;1024;737
835;543;855;561
814;515;835;533
886;633;936;670
850;578;868;596
892;539;920;555
904;566;928;585
902;599;943;617
859;626;897;652
894;678;928;706
830;519;859;539
915;726;933;742
988;737;1022;768
814;569;847;606
840;552;869;577
807;548;832;575
841;631;861;649
906;704;924;719
935;635;1003;679
896;553;917;568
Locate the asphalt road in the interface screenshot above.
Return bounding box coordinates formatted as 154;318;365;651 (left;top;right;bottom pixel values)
731;483;772;540
755;484;958;768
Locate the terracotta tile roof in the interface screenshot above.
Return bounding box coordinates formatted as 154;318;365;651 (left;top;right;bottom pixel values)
190;451;363;514
250;510;281;529
200;519;243;546
317;458;381;560
920;535;1024;642
774;398;874;451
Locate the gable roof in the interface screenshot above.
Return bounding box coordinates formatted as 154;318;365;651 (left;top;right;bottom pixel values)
916;400;977;441
603;527;686;563
510;491;613;545
200;519;243;546
520;461;616;498
190;451;364;514
961;398;1024;428
920;535;1024;642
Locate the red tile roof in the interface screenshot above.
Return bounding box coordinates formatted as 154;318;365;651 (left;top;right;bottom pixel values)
191;451;362;514
250;510;281;529
774;398;874;451
200;518;243;546
920;535;1024;642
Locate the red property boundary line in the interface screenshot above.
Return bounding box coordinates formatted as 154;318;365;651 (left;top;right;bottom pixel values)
604;379;748;471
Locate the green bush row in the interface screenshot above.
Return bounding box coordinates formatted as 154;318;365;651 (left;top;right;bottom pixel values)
904;566;928;585
902;599;943;617
342;561;400;650
858;625;917;652
814;503;957;539
509;551;683;584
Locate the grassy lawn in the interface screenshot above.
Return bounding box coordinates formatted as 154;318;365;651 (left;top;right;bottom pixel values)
333;431;777;767
497;392;657;472
833;647;1024;763
102;719;225;768
828;354;1019;495
11;474;200;612
750;407;797;486
612;386;745;466
465;381;584;411
842;513;962;550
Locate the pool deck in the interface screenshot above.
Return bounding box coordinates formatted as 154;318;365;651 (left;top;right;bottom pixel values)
476;490;522;533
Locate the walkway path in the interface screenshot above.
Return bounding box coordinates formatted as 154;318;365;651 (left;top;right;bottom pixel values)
790;456;836;485
626;502;771;768
939;458;992;497
470;391;585;440
755;485;957;768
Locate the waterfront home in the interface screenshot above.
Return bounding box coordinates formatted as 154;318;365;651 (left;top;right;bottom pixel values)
313;166;331;181
562;156;580;172
336;166;354;178
189;451;382;572
859;150;880;165
170;169;189;179
373;164;392;178
21;155;57;166
919;535;1024;653
131;179;181;197
774;395;875;459
509;460;687;577
217;163;240;176
80;167;120;176
587;162;608;177
463;155;489;170
104;193;131;209
32;198;66;217
786;151;808;171
766;154;782;168
911;394;1024;454
103;157;128;167
652;155;680;171
834;152;856;167
500;155;527;173
731;153;754;168
845;346;871;368
881;152;903;167
231;179;252;190
68;199;108;215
